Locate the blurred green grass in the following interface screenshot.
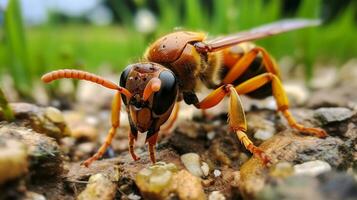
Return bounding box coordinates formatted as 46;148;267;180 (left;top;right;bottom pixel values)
1;0;357;99
27;25;146;73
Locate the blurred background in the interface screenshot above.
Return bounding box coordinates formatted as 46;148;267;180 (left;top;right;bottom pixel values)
0;0;356;103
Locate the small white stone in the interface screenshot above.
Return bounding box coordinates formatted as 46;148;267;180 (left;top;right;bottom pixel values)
127;193;141;200
213;169;221;177
213;120;221;126
86;116;99;126
178;107;195;120
284;83;309;105
294;160;331;176
260;97;277;110
24;191;47;200
207;131;216;140
181;153;203;177
208;191;226;200
254;129;273;140
201;162;209;177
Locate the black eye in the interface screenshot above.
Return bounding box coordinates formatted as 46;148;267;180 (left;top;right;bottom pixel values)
152;71;178;115
119;66;132;105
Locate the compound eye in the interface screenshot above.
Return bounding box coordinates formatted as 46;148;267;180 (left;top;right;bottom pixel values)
119;65;132;105
152;71;178;115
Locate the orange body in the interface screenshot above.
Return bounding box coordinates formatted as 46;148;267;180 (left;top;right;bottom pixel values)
145;31;276;101
41;19;326;166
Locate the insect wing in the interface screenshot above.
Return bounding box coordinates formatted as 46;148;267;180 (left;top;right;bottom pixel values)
205;19;321;52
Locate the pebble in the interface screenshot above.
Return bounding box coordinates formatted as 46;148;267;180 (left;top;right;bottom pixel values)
171;170;206;200
254;129;274;140
77;173;117;200
127;193;141;200
207;131;216;140
0;123;63;178
314;107;353;125
135;162;178;199
284;82;309;106
294;160;332;176
181;153;204;177
135;162;205;200
23;191;46;200
208;191;226;200
214;169;221;177
201;162;210;177
0;139;28;184
45;107;65;123
9;103;70;139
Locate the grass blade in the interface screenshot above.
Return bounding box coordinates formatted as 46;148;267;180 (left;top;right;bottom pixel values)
0;88;15;121
4;0;32;97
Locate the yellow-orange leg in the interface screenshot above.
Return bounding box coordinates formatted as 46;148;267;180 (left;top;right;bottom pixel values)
147;133;159;163
129;132;140;161
160;102;180;134
196;85;271;165
235;73;327;138
81;91;121;167
222;46;280;85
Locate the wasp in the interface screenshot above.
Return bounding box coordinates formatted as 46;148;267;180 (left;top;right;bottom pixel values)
42;19;327;167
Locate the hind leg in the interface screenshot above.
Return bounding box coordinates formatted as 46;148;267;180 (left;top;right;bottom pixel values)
221;46;327;138
235;73;327;137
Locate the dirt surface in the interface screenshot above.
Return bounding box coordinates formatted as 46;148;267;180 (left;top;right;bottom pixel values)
0;71;356;199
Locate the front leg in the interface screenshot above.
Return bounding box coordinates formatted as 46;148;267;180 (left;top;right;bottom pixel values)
146;132;159;164
129;129;140;161
82;91;121;167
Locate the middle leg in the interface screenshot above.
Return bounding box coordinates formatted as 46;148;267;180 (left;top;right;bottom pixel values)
195;85;271;165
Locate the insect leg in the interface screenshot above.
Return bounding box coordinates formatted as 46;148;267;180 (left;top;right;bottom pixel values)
228;87;271;165
129;130;140;161
195;85;271;165
160;102;180;135
222;46;280;85
81;91;121;167
146;133;159;163
235;73;327;138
